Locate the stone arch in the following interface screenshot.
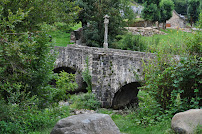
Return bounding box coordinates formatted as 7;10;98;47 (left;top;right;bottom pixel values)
112;82;141;109
53;66;76;74
53;66;87;93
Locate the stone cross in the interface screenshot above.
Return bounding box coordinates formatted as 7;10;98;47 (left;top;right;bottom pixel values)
103;15;109;49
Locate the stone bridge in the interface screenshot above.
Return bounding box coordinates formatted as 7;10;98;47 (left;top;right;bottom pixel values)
54;44;154;109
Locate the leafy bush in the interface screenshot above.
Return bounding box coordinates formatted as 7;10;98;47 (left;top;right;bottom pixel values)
116;33;146;51
186;13;202;57
70;93;101;110
143;54;201;111
54;71;78;101
54;22;73;32
0;99;70;134
136;13;202;126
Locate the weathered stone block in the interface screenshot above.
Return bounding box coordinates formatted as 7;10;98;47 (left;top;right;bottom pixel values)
171;109;202;134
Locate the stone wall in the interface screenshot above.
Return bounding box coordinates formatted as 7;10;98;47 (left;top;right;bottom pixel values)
129;20;153;27
126;27;166;36
54;45;155;108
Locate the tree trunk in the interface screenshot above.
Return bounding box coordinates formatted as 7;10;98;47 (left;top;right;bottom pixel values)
190;16;193;27
144;20;147;28
163;22;166;29
157;21;160;30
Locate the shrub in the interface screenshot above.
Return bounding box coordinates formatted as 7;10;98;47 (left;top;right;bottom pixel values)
186;12;202;57
132;13;202;127
0;31;56;103
143;54;201;111
53;71;78;101
54;22;73;32
131;90;165;126
116;33;146;51
70;92;101;110
0;97;70;134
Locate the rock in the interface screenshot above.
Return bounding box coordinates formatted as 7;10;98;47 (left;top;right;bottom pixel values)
70;32;76;43
59;101;69;107
171;109;202;134
74;109;95;115
51;113;121;134
125;27;166;36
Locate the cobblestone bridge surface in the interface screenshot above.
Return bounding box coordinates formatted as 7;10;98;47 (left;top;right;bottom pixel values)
54;44;154;108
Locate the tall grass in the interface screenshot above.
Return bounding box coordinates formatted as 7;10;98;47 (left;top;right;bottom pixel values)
143;29;193;55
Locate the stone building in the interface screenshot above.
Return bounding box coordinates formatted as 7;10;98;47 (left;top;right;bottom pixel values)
166;10;186;28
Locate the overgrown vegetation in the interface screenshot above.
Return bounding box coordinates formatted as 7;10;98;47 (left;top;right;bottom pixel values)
0;1;80;133
115;33;146;51
138;13;202;128
82;57;92;93
69;93;101;110
0;0;201;133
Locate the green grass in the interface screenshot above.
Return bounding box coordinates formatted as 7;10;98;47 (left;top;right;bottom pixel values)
31;109;173;134
142;29;193;54
97;108;174;134
49;23;81;47
112;115;172;134
30;91;175;134
30;28;196;134
28;128;52;134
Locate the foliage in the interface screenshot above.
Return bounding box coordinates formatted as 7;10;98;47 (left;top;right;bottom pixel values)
82;57;92;92
0;8;56;105
159;0;174;29
197;13;202;29
142;0;174;29
140;17;202;124
143;54;201;110
47;23;82;47
0;99;69;134
0;2;79;134
194;125;202;134
130;90;164;126
116;33;146;51
132;0;144;4
54;71;78;101
142;2;159;23
0;0;80;31
143;29;191;55
186;13;202;57
56;71;78;92
75;0;134;47
173;0;188;15
98;107;172;134
70;92;101;110
187;0;200;26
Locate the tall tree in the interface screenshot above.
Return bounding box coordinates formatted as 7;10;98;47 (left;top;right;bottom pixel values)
0;0;80;103
142;2;159;27
187;0;200;27
75;0;134;47
0;0;80;32
142;0;161;27
159;0;174;29
173;0;188;15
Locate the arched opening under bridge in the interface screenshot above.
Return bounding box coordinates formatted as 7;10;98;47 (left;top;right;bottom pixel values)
52;66;87;94
112;82;141;109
